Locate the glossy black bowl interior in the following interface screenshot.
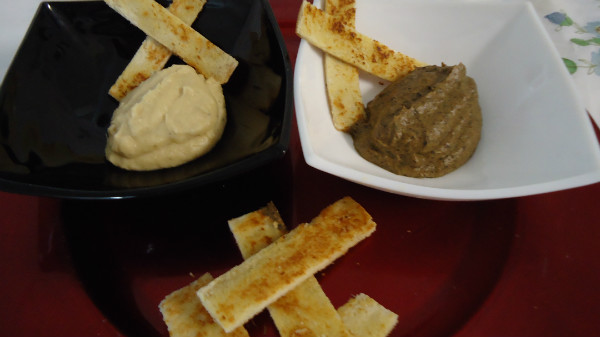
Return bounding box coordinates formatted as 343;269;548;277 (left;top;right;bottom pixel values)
0;0;292;199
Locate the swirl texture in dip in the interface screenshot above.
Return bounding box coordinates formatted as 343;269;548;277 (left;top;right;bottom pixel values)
350;63;482;178
105;64;226;171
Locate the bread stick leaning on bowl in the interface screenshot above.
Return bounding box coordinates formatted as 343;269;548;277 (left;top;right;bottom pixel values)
101;0;240;171
104;0;238;84
296;0;426;82
296;0;483;178
109;0;207;101
322;0;365;132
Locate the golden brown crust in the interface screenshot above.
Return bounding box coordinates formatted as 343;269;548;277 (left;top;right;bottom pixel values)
158;273;249;337
228;202;287;260
104;0;238;85
296;1;427;82
109;0;207;100
228;202;352;337
338;293;398;337
323;0;365;132
198;196;376;333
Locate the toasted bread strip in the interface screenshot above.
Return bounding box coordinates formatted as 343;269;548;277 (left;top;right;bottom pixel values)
103;0;238;84
158;273;249;337
109;0;206;101
228;203;352;337
338;293;399;337
323;0;365;132
228;202;287;260
198;196;376;333
296;1;427;82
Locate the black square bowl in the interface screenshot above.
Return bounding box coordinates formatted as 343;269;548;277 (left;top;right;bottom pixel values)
0;0;293;199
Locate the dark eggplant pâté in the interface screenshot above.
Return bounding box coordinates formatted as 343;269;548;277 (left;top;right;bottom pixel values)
350;63;482;178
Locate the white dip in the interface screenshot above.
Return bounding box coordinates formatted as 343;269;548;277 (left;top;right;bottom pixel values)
105;64;226;171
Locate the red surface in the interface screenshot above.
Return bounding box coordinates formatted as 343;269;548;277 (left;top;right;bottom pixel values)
2;1;600;336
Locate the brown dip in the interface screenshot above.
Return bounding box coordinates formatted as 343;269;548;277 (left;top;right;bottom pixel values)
350;63;482;178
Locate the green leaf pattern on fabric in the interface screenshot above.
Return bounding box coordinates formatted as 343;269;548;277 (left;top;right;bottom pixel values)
545;10;600;76
563;58;578;74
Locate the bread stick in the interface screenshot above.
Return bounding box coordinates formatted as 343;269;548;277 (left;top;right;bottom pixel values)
109;0;206;100
323;0;365;132
198;196;376;333
228;202;287;260
158;273;249;337
228;202;352;337
296;1;426;82
103;0;238;84
338;293;398;337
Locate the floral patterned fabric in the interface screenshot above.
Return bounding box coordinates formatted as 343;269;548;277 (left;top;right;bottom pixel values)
530;0;600;126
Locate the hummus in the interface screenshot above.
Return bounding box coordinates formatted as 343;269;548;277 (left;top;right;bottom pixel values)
350;63;482;178
105;64;226;171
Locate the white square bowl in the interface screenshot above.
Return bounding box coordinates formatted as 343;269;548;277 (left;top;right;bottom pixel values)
294;0;600;200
